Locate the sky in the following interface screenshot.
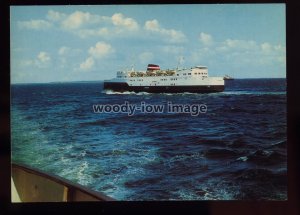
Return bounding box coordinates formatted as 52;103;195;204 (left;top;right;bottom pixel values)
10;4;286;83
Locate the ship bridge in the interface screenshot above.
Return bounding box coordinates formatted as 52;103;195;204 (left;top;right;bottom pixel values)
175;66;208;78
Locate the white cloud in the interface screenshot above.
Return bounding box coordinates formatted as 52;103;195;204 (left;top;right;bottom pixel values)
199;32;213;46
18;19;52;30
261;42;273;54
57;46;82;57
45;11;138;37
59;11;138;32
224;39;258;50
34;52;51;68
58;46;82;57
190;35;286;73
16;52;51;68
88;42;114;59
215;39;285;64
216;39;259;53
62;11;91;30
47;10;66;22
79;57;94;71
111;13;139;30
274;44;285;52
144;19;160;31
58;46;70;55
20;10;181;41
79;42;114;71
37;52;51;63
144;19;186;43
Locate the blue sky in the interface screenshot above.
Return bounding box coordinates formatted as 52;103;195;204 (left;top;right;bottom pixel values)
11;4;286;83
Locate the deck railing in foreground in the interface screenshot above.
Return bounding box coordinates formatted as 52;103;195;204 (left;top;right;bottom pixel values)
11;163;115;202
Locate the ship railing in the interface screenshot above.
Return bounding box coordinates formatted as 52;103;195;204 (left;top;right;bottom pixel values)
11;163;115;202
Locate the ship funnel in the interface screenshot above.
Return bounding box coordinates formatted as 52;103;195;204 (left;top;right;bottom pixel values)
147;64;160;71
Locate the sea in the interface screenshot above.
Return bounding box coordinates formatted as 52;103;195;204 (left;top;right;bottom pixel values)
11;78;287;200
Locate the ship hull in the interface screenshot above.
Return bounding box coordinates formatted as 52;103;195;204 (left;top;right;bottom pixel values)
104;82;224;93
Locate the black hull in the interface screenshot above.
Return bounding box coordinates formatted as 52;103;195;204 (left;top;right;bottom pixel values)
104;82;224;93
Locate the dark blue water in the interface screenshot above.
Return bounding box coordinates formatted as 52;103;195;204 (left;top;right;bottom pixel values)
11;79;287;200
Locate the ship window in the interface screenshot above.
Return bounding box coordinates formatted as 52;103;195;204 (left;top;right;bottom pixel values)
183;73;186;75
188;73;191;75
177;74;179;76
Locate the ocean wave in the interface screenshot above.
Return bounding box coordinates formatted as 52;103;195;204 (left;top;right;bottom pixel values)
103;90;153;95
232;168;287;200
227;138;248;148
222;91;286;95
204;148;239;159
270;140;287;149
102;89;286;97
247;149;286;165
103;90;211;96
124;176;163;188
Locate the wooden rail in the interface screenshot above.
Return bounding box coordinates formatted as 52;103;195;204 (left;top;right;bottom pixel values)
11;163;115;202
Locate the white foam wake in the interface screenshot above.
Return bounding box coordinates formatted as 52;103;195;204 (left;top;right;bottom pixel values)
221;91;286;95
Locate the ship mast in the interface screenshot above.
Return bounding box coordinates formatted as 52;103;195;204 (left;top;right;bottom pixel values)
176;56;185;71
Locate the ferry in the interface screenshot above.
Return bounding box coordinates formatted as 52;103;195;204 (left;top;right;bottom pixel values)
104;64;225;93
